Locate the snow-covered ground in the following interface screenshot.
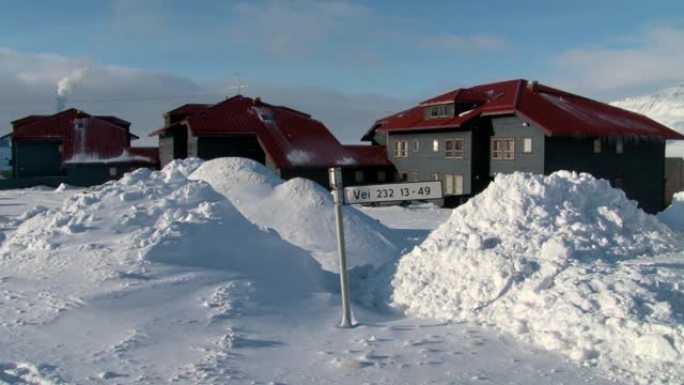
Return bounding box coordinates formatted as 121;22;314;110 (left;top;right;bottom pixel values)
0;158;682;385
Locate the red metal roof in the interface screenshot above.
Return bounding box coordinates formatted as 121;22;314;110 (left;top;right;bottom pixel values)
154;96;391;169
95;115;131;129
164;103;211;117
371;79;684;140
12;109;137;164
11;115;49;128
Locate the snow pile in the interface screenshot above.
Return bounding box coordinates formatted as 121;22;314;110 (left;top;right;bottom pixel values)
0;158;326;297
658;191;684;232
190;157;405;273
391;171;684;385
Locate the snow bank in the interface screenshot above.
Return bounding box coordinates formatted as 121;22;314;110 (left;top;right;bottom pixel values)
190;157;405;273
658;191;684;232
391;171;684;385
0;158;327;297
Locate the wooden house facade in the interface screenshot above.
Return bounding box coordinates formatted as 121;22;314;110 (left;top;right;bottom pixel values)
150;96;394;186
363;79;684;213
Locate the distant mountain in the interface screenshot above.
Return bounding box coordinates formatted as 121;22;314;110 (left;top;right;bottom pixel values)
611;86;684;157
611;85;684;134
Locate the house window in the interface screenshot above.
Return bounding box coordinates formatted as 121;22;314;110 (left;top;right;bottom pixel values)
522;138;532;153
354;170;364;183
378;171;386;182
393;140;408;157
616;137;624;154
109;167;117;177
431;172;440;181
594;138;602;153
444;174;464;195
445;138;464;158
492;138;514;160
432;139;439;152
398;171;408;182
413;139;420;152
425;104;454;119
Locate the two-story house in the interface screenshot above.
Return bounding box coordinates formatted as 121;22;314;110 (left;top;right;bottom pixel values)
362;79;684;213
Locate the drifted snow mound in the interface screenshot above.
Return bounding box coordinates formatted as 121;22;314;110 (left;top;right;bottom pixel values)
190;157;405;273
658;191;684;232
392;171;683;385
0;158;326;296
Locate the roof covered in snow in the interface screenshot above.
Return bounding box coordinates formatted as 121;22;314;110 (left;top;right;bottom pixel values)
365;79;684;140
151;96;392;169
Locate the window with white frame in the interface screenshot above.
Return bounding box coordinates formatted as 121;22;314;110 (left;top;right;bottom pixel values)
432;139;439;152
425;104;454;119
431;172;440;181
444;174;464;195
616;137;624;154
522;138;532;153
393;140;408;157
593;138;602;153
492;138;514;160
445;138;464;158
413;139;420;152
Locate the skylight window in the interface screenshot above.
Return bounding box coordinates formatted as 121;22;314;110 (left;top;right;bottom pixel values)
253;107;276;124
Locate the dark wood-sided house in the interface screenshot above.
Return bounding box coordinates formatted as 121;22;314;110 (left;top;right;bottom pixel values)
8;108;159;187
363;79;684;213
150;95;394;186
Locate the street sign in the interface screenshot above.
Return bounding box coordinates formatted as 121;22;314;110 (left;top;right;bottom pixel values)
343;180;443;205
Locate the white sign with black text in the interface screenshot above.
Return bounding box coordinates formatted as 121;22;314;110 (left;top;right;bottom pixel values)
343;181;443;204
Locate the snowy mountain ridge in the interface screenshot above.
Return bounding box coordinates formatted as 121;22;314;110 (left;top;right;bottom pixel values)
611;85;684;133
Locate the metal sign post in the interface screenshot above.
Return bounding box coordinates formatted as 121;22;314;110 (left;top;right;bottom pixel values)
329;167;353;328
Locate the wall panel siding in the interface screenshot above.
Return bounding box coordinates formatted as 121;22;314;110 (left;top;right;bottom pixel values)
159;136;174;167
490;115;545;175
196;136;266;164
544;136;666;213
387;130;473;195
15;142;63;177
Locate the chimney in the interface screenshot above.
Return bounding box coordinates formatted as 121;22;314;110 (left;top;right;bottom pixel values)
527;80;538;92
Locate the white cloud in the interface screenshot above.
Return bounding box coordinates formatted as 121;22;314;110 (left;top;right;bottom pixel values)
419;33;507;52
551;24;684;97
0;47;411;147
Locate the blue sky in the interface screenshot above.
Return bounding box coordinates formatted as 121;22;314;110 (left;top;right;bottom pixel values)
1;0;683;143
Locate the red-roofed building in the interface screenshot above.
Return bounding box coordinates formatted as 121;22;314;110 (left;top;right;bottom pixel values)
363;79;684;213
9;108;159;187
151;95;394;186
